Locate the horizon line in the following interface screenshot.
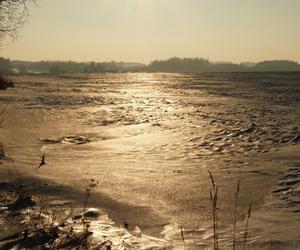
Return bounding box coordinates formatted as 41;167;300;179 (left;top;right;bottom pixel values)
4;57;300;65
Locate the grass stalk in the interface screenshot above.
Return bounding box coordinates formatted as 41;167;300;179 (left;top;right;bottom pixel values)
232;180;240;250
242;202;252;250
208;170;219;250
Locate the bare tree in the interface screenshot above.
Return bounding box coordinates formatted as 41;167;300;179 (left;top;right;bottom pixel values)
0;0;34;41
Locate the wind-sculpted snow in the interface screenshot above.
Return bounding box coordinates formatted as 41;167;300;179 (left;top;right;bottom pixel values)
0;72;300;249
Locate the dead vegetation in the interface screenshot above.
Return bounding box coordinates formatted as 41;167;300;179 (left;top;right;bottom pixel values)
0;75;14;90
208;170;252;250
0;178;101;249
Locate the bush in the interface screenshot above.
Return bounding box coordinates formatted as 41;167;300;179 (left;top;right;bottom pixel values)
0;75;14;90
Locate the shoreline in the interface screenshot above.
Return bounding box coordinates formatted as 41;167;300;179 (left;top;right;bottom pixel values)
1;144;300;249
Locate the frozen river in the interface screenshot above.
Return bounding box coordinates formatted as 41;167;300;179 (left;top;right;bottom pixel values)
1;72;300;248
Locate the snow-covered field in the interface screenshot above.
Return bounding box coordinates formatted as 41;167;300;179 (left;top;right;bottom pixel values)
1;72;300;249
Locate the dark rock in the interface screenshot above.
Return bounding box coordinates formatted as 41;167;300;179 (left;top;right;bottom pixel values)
84;208;100;218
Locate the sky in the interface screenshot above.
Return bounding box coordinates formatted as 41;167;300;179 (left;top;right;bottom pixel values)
1;0;300;63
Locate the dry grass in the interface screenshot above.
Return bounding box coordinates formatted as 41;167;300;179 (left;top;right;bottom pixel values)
233;180;240;250
208;170;219;250
208;171;252;250
0;75;14;90
242;202;252;250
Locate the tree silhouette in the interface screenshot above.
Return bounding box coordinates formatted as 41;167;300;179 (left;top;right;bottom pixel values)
0;0;34;41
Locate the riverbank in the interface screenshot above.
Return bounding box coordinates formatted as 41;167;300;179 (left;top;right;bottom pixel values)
0;180;173;249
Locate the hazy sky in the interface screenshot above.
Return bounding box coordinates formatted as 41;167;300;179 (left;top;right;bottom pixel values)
1;0;300;63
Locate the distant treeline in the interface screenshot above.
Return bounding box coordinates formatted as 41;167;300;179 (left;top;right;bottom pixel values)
1;57;300;74
3;59;146;74
147;58;300;72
